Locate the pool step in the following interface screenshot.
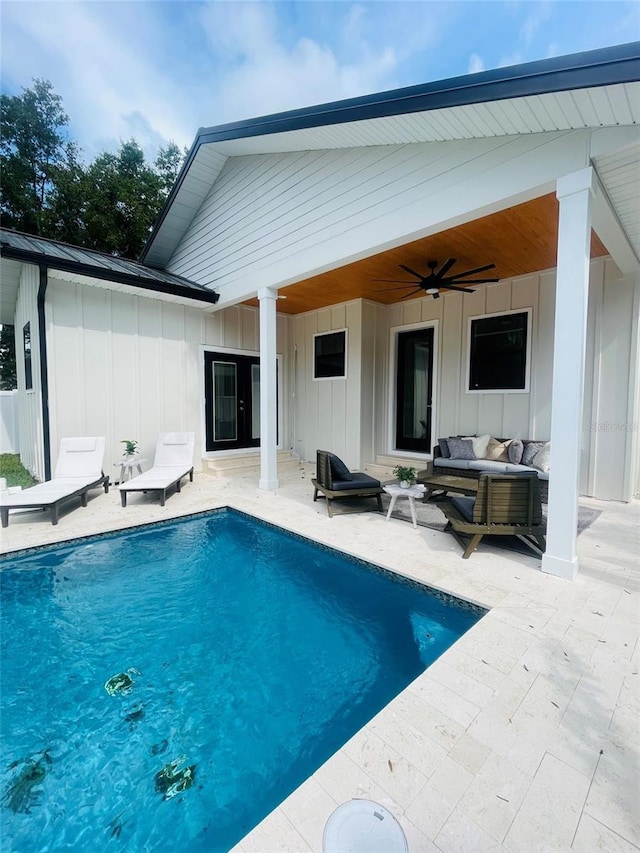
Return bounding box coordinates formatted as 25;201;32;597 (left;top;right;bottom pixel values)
201;450;302;479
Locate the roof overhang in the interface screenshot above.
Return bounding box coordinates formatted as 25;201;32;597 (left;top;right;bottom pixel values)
0;230;220;325
142;42;640;269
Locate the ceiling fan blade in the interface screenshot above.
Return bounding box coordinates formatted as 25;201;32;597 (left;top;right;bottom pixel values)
399;288;426;299
435;258;457;279
445;263;496;280
375;285;418;292
447;277;499;285
398;264;425;280
372;278;417;284
438;283;476;293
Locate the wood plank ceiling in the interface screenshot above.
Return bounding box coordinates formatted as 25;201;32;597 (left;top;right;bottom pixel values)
244;193;607;315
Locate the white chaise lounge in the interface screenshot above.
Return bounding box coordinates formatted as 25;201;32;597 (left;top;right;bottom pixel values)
0;437;108;527
119;432;195;507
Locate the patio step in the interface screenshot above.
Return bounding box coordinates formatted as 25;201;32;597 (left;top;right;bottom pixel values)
201;450;302;479
367;454;431;482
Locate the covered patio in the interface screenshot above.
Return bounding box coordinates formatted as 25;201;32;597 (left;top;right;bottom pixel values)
1;467;638;850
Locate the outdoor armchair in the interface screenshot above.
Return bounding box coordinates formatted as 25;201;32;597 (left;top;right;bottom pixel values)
312;450;383;517
440;470;546;558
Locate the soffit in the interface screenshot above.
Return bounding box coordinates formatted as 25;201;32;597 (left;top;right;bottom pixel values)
243;193;609;315
143;78;639;270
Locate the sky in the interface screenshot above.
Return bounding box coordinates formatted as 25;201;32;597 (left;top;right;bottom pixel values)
1;1;638;163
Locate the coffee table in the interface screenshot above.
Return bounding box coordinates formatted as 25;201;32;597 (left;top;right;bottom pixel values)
383;483;426;529
417;471;479;502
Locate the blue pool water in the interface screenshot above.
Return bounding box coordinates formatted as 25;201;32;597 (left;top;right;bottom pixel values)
1;509;485;851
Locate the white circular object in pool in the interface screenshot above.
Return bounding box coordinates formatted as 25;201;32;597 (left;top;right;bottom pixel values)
322;799;409;853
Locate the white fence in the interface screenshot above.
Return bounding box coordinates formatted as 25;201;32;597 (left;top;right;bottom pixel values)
0;390;19;453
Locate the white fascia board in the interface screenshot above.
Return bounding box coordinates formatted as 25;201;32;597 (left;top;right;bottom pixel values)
592;172;640;274
212;129;593;307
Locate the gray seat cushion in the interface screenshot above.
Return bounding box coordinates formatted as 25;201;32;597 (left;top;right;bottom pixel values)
329;473;381;491
468;459;511;473
433;458;474;471
450;495;475;521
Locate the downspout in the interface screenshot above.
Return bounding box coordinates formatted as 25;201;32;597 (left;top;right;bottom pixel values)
38;264;51;480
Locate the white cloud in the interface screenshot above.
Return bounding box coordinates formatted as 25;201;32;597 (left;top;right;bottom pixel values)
468;53;485;74
1;2;198;158
520;1;554;46
1;0;636;165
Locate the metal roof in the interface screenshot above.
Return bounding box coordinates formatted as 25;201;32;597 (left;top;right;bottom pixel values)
142;42;640;268
0;228;219;323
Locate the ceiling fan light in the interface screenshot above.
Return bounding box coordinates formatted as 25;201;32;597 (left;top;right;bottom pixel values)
426;287;439;295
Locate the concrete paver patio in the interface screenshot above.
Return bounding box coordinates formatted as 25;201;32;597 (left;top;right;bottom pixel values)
1;463;638;852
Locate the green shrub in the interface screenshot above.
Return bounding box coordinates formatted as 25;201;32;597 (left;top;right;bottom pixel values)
0;454;38;488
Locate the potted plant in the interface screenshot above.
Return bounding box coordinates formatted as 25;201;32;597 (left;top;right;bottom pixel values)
393;465;417;488
121;439;139;458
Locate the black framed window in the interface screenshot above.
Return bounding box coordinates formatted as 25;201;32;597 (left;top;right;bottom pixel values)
468;311;529;392
313;330;346;379
23;322;33;390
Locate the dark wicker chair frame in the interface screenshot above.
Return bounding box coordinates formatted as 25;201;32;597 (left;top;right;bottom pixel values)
312;450;383;518
440;471;546;559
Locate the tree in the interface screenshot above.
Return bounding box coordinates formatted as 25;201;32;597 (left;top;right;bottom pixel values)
0;325;17;390
0;79;73;235
155;142;185;195
0;79;186;258
82;140;164;258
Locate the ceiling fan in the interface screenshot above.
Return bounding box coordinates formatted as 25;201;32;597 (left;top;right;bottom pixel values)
374;258;498;299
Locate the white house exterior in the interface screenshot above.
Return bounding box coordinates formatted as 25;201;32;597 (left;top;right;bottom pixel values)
1;43;639;580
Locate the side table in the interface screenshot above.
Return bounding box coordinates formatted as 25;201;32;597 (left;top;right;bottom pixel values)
383;483;426;529
114;457;146;484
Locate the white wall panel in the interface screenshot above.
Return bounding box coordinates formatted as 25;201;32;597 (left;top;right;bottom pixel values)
14;264;44;479
166;132;593;305
45;281;290;475
292;300;367;469
584;261;640;500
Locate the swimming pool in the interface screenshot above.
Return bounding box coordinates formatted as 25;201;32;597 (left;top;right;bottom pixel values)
1;508;485;851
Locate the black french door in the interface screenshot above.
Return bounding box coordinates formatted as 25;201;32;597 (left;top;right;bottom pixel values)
204;352;261;451
395;328;434;453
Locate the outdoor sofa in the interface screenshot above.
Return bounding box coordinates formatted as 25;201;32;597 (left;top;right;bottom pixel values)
430;434;550;502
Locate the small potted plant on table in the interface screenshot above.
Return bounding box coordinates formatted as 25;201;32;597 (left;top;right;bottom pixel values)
121;439;139;458
393;465;417;488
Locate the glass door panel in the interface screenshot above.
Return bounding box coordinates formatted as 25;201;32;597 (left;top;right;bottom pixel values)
250;364;261;441
213;362;237;442
395;328;434;453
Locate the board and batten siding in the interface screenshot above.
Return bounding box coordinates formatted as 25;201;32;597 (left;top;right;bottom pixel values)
292;299;376;470
292;259;638;501
165;132;593;300
14;264;45;480
45;278;290;474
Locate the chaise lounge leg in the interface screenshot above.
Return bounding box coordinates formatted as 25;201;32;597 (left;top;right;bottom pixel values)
104;478;110;494
189;468;194;482
1;507;8;528
462;533;483;559
376;493;383;512
176;479;181;492
120;491;127;508
160;491;166;507
313;487;318;502
81;492;88;507
326;499;334;518
51;505;59;525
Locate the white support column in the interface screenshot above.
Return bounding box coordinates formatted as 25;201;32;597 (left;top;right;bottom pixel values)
258;287;279;491
542;167;594;580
